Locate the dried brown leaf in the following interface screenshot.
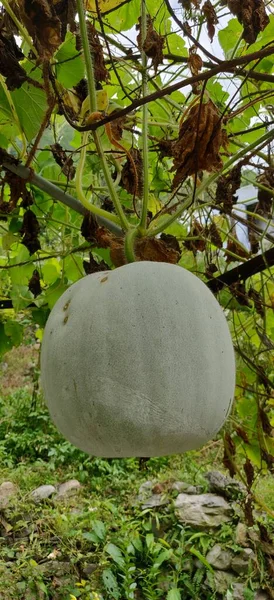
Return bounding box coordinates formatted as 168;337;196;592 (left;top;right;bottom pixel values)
215;163;242;215
142;16;165;73
17;0;62;59
172;100;227;187
20;210;41;255
120;148;143;199
244;458;254;487
202;0;218;41
87;22;110;83
28;269;42;297
50;143;75;180
226;0;269;43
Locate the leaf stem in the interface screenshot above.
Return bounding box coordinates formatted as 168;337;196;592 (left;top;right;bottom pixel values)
76;0;129;231
124;228;139;263
139;0;149;232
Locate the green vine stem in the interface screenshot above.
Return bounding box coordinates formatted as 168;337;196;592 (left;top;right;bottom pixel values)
1;0;38;57
147;128;274;237
124;228;140;263
139;0;149;233
75;132;121;224
76;0;129;231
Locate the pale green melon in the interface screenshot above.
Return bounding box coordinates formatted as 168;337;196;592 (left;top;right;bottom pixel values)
41;261;235;457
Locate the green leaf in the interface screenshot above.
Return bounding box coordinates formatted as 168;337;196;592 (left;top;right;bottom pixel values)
31;308;50;328
145;533;155;550
152;549;173;569
55;33;85;87
218;19;244;59
12;83;47;141
82;531;101;543
0;322;13;356
43;279;68;310
4;320;23;346
106;0;139;31
166;590;181;600
102;569;120;600
189;547;214;572
166;32;187;56
105;543;125;567
92;520;106;541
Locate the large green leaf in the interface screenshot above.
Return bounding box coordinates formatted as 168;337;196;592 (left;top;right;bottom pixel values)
218;19;244;59
55;33;85;87
106;0;139;31
12;83;47;141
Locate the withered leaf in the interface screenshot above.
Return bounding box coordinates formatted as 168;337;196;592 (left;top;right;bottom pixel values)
109;114;125;143
188;46;203;76
160;233;181;255
235;426;249;444
17;0;62;60
257;166;274;216
20;209;41;255
28;269;42;297
54;0;76;41
261;449;274;473
0;33;27;90
259;407;272;435
0;172;33;216
215;163;242;215
83;253;109;275
202;0;218;42
229;281;251;306
50;143;75;180
244;496;254;526
172;100;228;188
225;237;250;263
226;0;269;44
86;22;110;83
81;211;98;243
243;458;254;487
98;234;181;267
120;148;143;199
184;219;206;253
223;432;236;478
206;221;223;248
137;16;165;73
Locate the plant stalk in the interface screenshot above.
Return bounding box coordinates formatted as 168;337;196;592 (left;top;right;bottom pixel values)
76;0;129;231
139;0;149;233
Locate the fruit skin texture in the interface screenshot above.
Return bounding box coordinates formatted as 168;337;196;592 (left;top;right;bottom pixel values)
41;261;235;457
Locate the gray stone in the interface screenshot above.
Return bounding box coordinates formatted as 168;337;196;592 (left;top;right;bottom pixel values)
55;479;81;498
235;522;249;547
37;561;74;576
171;482;199;494
82;563;98;577
231;582;246;599
255;590;270;600
205;471;245;499
31;485;56;502
231;548;255;575
139;481;153;493
142;494;169;509
0;481;18;508
174;493;232;528
206;544;233;570
205;570;236;594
